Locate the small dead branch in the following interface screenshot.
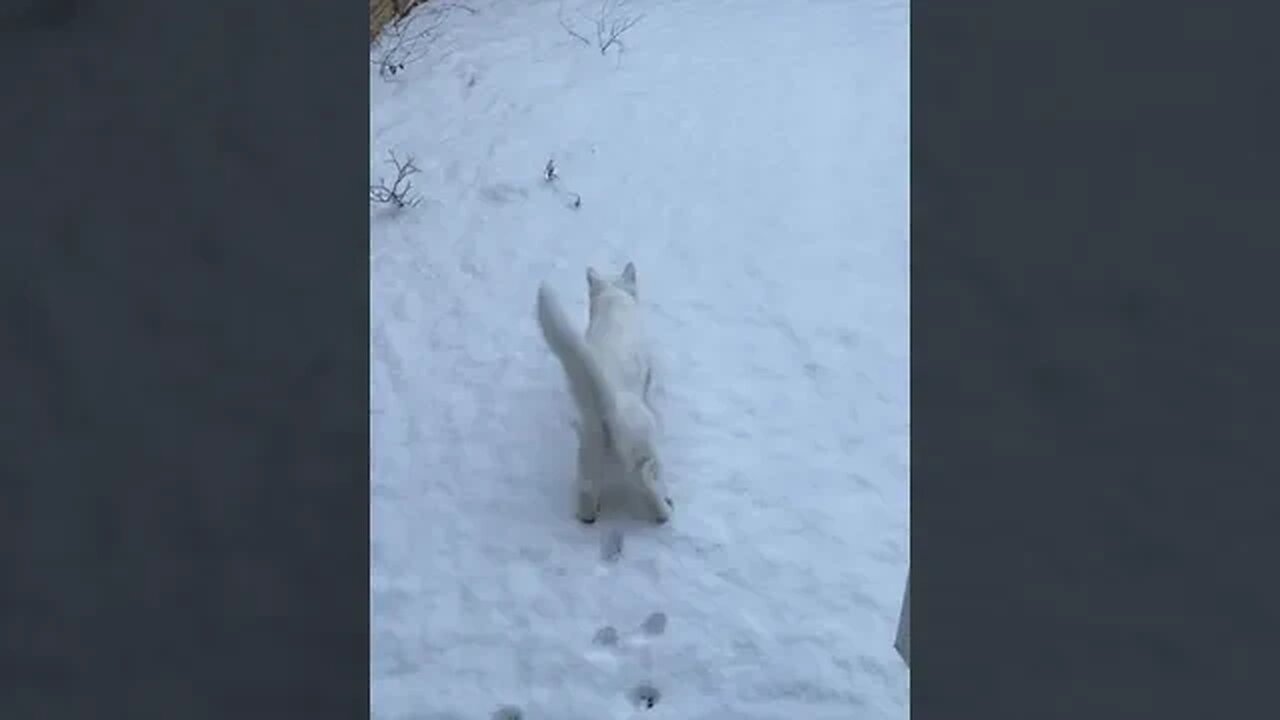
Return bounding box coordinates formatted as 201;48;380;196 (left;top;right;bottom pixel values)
372;16;432;80
557;3;592;47
595;1;645;56
558;0;644;58
438;3;478;14
542;157;582;210
370;151;422;209
372;3;474;81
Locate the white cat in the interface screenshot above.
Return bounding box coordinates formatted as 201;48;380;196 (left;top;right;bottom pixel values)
536;262;672;524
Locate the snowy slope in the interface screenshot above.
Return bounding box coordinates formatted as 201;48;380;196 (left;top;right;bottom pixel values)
370;1;910;718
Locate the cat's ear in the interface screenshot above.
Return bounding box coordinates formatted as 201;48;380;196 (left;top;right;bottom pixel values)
587;267;604;294
616;262;638;298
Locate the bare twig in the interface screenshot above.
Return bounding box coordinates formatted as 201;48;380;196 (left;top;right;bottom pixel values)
557;2;592;46
439;3;478;15
541;157;582;210
599;12;644;55
372;16;433;80
558;0;643;57
370;151;422;209
371;3;473;81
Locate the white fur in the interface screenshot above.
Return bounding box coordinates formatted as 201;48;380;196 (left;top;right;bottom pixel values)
535;262;672;523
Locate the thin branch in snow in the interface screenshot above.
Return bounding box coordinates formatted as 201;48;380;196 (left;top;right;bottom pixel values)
370;151;422;209
599;13;644;55
541;157;581;210
594;0;644;56
372;3;473;81
372;16;433;80
557;2;592;46
558;0;644;57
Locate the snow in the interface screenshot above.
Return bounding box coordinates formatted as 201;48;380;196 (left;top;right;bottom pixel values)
370;1;910;718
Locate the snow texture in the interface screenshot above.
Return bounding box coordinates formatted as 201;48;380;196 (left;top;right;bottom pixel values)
370;1;910;718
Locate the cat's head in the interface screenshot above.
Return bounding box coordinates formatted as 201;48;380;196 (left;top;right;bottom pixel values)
586;261;638;301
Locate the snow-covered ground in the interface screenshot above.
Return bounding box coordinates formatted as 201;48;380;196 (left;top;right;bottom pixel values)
370;1;909;718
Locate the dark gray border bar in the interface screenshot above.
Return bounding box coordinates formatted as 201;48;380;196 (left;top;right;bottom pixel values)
2;1;370;716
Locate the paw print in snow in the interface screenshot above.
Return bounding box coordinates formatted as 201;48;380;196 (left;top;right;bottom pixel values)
629;683;661;710
641;611;667;636
592;625;620;646
600;529;624;562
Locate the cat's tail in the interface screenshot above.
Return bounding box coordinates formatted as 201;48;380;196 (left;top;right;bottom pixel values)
536;283;619;449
